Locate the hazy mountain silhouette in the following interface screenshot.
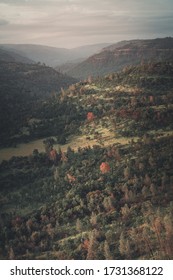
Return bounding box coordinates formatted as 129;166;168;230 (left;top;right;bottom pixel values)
0;47;34;64
0;43;110;67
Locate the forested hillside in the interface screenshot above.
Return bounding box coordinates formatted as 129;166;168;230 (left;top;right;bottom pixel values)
0;62;173;260
0;61;77;147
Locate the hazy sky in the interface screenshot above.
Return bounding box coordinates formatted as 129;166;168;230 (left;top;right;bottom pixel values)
0;0;173;48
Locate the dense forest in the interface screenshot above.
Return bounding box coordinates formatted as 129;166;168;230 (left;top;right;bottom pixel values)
0;61;173;260
0;61;77;147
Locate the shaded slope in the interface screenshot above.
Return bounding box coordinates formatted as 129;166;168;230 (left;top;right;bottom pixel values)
0;61;77;146
0;61;77;98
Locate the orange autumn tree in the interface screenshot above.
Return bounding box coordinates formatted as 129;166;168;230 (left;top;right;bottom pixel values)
49;149;57;162
100;162;111;174
87;112;95;122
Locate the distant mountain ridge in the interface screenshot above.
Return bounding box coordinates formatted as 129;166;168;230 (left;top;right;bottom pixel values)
65;37;173;79
0;43;110;67
0;44;71;67
0;47;34;64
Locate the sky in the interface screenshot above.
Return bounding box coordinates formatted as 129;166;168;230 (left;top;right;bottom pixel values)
0;0;173;48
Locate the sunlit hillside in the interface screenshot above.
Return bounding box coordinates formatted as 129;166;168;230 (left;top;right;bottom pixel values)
0;61;173;260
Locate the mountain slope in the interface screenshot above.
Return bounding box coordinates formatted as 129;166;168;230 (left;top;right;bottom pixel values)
0;61;77;98
0;61;77;147
0;62;173;260
56;43;111;73
66;37;173;79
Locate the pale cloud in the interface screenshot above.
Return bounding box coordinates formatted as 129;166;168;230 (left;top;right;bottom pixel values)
0;0;173;47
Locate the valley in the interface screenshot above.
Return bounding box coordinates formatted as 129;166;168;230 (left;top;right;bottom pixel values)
0;38;173;260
